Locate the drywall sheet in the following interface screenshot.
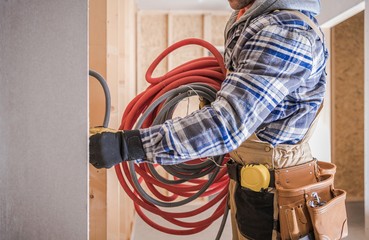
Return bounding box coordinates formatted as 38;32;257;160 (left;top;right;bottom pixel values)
332;11;364;201
0;1;88;239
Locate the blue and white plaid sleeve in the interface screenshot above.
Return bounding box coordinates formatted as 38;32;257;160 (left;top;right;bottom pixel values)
139;23;319;165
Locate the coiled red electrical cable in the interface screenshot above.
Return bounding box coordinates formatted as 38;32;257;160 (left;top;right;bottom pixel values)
115;38;230;235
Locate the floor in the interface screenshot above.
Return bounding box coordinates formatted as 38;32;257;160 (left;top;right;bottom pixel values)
345;201;366;240
131;203;233;240
132;201;367;240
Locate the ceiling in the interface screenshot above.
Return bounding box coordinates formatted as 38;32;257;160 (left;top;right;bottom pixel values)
135;0;231;11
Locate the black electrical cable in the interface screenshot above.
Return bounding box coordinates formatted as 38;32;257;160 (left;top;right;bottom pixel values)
90;69;229;239
89;69;111;128
215;195;230;240
129;84;225;208
130;83;230;238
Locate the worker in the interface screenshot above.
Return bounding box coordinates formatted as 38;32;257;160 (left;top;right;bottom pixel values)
90;0;327;239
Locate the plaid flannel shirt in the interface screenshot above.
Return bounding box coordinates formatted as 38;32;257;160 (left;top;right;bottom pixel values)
139;11;328;165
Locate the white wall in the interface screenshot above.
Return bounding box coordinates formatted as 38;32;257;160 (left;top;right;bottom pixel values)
0;1;88;239
136;0;230;10
318;0;364;27
309;27;332;162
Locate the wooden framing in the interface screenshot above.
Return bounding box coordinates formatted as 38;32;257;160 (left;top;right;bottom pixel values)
89;0;136;239
89;0;108;239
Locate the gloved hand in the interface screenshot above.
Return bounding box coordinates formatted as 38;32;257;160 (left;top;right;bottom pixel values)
89;127;146;169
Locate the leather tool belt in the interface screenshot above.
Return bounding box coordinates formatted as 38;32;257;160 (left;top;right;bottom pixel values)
227;159;348;240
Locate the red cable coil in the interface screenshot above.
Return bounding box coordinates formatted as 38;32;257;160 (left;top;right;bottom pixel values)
115;38;230;235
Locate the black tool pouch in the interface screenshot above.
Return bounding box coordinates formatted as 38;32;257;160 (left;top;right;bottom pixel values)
234;183;275;240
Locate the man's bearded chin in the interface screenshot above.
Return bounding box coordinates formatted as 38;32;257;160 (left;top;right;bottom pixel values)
228;0;255;10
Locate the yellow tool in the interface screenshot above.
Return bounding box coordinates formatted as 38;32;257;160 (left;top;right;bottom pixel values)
240;164;270;191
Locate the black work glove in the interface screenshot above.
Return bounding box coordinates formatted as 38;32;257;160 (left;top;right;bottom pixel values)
89;127;146;169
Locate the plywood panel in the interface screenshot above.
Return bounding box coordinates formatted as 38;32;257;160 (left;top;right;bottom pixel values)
332;11;364;201
168;14;204;70
210;14;230;47
137;12;168;93
364;1;369;234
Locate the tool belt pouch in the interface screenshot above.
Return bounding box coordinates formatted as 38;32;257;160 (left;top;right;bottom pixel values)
276;161;348;240
227;160;274;239
307;189;348;240
235;184;274;240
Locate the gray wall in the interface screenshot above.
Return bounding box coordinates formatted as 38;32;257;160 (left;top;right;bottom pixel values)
0;1;88;240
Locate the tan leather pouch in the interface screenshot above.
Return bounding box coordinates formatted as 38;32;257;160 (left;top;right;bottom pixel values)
317;161;337;176
275;160;337;190
277;168;348;240
307;189;348;240
277;174;335;240
275;160;318;189
282;202;311;240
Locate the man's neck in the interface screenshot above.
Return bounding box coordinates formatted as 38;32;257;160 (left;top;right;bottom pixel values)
236;3;254;20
